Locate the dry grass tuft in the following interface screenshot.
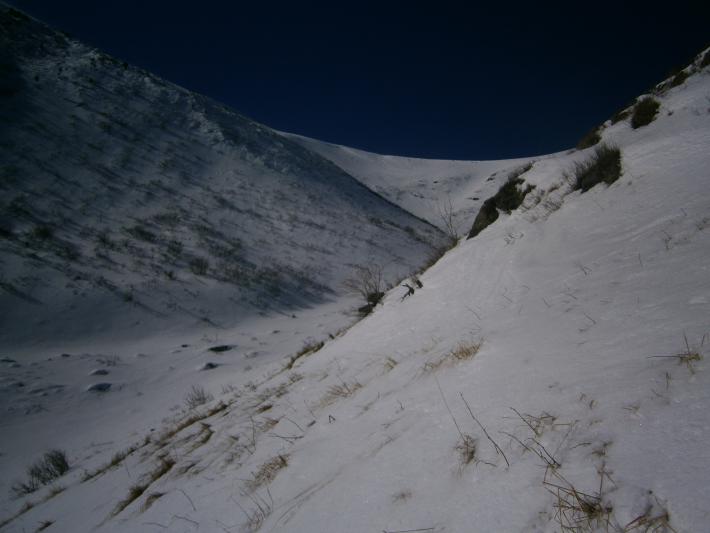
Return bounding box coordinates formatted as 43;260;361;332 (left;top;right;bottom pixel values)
288;372;304;384
205;401;229;417
156;414;201;446
196;423;214;445
675;334;703;374
383;357;398;372
141;492;164;511
320;381;362;406
649;333;704;374
11;450;69;497
455;434;478;466
258;417;279;432
246;455;289;491
450;341;482;360
111;457;175;516
508;408;557;437
255;403;273;414
235;489;273;532
424;340;483;372
156;401;228;447
631;97;660;129
83;443;142;482
185;423;215;453
544;466;613;531
149;457;175;483
286;340;324;369
391;489;413;503
183;385;214;410
113;484;148;516
623;502;677;532
573;144;622;193
577;126;602;149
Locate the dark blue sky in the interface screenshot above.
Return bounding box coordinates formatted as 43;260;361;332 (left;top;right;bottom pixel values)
8;0;710;160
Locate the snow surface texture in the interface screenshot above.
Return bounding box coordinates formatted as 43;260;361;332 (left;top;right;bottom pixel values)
2;5;710;533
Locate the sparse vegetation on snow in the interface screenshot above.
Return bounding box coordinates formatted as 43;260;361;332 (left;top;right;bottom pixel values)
631;96;661;129
572;143;622;192
10;450;69;497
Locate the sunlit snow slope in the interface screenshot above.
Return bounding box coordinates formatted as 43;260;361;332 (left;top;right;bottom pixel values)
2;4;710;533
282;131;549;234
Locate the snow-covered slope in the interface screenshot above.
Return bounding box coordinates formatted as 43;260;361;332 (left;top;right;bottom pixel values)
2;4;709;532
0;5;446;350
281;131;551;235
0;4;446;520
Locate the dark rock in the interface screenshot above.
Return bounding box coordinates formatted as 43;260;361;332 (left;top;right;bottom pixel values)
86;382;111;392
467;197;499;239
208;345;234;353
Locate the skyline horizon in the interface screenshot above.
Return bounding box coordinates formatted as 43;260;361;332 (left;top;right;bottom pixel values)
6;0;710;160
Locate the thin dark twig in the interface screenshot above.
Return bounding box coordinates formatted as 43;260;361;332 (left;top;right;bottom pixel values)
173;515;199;526
500;431;537;456
231;494;251;521
501;431;559;469
530;437;561;468
552;421;576;461
464;306;481;320
179;489;197;512
268;432;303;443
283;416;304;433
459;393;509;467
510;407;539;436
434;377;464;440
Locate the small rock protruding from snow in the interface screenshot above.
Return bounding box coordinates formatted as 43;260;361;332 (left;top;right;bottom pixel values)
90;369;109;376
86;383;112;392
199;362;219;371
208;345;234;353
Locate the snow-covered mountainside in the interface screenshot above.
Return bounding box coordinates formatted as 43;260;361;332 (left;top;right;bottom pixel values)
0;4;447;523
0;5;446;350
281;130;544;235
2;4;710;532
